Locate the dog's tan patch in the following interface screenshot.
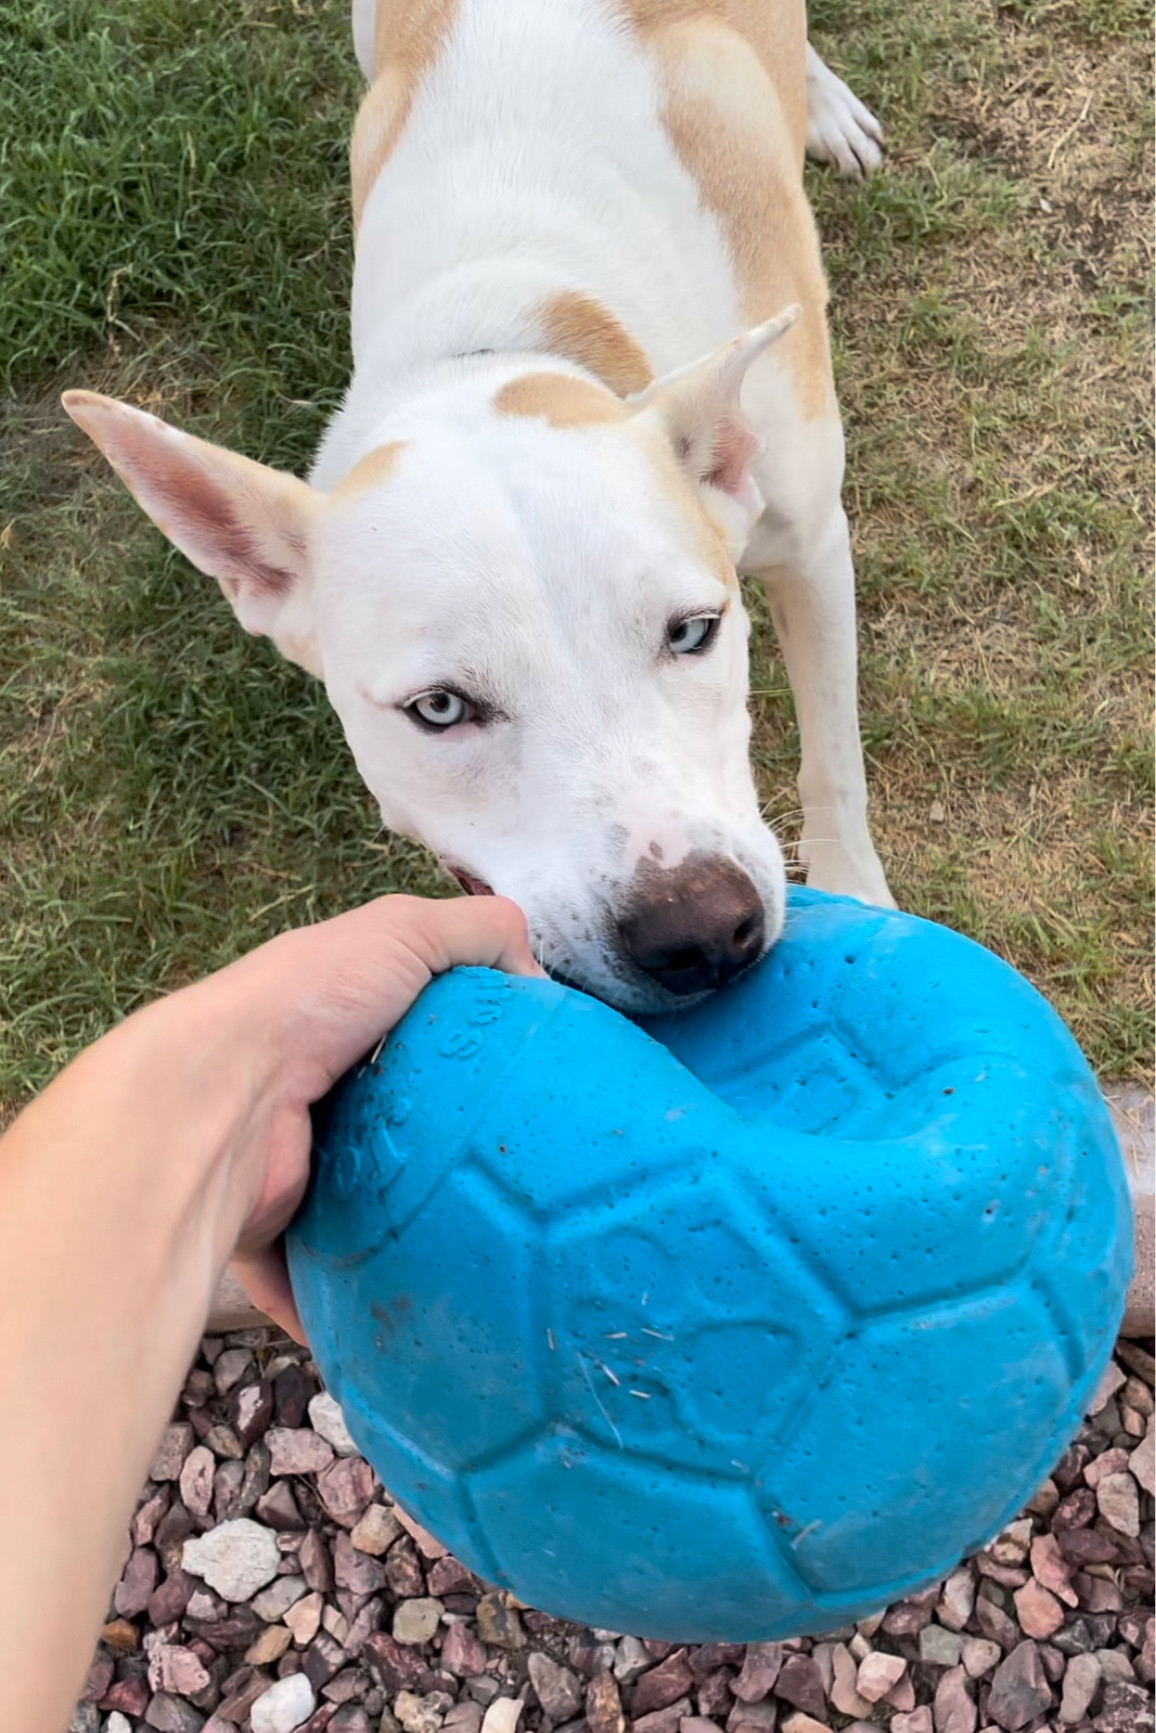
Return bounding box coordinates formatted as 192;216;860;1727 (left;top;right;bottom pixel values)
334;440;408;496
494;373;629;427
351;0;460;234
537;292;653;396
615;0;807;154
615;5;832;419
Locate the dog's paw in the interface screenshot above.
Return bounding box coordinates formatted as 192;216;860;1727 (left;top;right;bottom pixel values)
805;48;884;179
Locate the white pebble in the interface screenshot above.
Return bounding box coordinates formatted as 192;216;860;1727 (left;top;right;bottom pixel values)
250;1670;317;1733
183;1517;280;1602
308;1390;358;1455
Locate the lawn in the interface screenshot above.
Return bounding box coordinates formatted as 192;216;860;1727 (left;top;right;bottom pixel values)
1;0;1151;1114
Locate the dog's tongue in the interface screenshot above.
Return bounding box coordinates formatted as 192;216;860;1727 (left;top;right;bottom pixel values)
449;867;494;897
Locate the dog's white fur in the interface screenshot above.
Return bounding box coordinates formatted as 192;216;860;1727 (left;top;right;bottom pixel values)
65;0;891;1012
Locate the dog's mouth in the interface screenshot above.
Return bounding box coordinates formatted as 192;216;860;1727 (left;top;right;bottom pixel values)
447;865;494;897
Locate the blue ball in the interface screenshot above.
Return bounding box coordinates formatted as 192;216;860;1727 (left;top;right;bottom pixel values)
286;889;1131;1640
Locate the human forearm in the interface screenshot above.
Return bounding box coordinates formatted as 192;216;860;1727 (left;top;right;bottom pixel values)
0;893;537;1733
0;993;263;1732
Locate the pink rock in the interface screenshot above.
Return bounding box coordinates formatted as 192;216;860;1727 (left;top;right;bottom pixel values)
300;1529;334;1592
266;1427;336;1477
828;1644;869;1718
101;1678;149;1717
148;1644;212;1697
891;1711;933;1733
115;1547;159;1618
932;1667;976;1733
442;1622;488;1677
394;1503;448;1560
887;1674;917;1712
317;1457;375;1528
179;1446;216;1520
134;1489;171;1546
149;1424;195;1483
1028;1534;1078;1607
635;1652;696;1716
334;1530;386;1598
856;1653;906;1704
732;1646;782;1704
1096;1471;1140;1537
1083;1447;1130;1488
633;1698;694;1733
1012;1579;1064;1639
81;1656;115;1702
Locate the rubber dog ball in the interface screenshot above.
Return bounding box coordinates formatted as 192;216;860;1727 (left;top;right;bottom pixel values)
286;888;1131;1640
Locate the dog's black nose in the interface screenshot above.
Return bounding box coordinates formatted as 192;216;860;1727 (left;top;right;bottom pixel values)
617;854;766;996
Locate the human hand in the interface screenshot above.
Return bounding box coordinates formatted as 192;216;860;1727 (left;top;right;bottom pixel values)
159;894;542;1338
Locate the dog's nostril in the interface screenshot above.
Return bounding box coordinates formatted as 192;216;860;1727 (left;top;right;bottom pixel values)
733;912;761;948
617;854;767;996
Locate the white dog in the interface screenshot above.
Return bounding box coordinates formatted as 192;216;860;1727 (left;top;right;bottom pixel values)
66;0;891;1013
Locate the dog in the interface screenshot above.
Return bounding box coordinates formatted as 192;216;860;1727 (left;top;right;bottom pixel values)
65;0;892;1014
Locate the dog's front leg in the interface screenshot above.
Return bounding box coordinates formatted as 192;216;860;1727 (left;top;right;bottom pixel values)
754;511;894;908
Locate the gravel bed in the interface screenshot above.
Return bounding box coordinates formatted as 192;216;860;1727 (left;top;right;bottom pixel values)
71;1336;1155;1733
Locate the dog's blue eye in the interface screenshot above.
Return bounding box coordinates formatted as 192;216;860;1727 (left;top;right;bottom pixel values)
408;690;473;729
668;613;720;655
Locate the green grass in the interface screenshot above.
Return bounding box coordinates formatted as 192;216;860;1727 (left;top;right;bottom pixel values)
1;0;1152;1107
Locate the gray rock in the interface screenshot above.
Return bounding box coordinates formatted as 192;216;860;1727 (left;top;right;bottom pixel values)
251;1572;308;1621
213;1347;254;1395
183;1517;281;1602
392;1597;444;1645
920;1627;964;1668
144;1693;205;1733
616;1635;653;1682
1095;1649;1136;1685
309;1391;359;1455
529;1653;583;1721
1059;1652;1102;1724
250;1671;318;1733
961;1639;1001;1679
986;1641;1052;1731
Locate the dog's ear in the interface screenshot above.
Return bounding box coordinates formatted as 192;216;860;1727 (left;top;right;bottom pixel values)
62;391;323;668
627;304;799;530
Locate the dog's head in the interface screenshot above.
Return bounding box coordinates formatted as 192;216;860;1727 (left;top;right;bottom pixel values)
65;311;796;1012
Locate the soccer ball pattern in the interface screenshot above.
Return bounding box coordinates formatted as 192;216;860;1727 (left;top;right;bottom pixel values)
287;890;1131;1641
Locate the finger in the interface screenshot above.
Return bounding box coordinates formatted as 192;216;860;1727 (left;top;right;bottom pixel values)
230;1245;307;1345
396;893;545;980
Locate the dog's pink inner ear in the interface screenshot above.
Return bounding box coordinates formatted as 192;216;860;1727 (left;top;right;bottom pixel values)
62;391;317;617
141;461;301;598
704;420;760;497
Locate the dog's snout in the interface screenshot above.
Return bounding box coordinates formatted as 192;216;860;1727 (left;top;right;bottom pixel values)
617;854;766;996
